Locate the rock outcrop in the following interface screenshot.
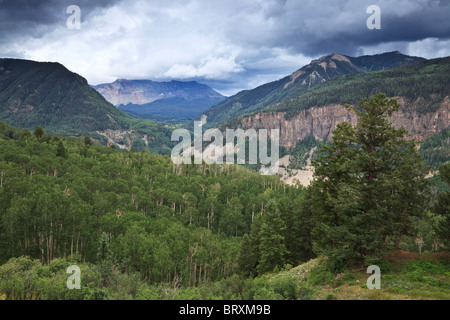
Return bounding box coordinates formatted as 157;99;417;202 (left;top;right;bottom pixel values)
239;96;450;149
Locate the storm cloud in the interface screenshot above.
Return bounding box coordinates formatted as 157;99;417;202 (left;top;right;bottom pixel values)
0;0;449;95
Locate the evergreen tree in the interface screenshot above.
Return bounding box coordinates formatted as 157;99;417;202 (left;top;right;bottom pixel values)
237;233;254;277
33;125;44;140
435;163;450;247
56;140;67;158
239;214;263;278
311;93;430;269
20;128;31;139
297;186;315;262
257;200;287;274
97;232;114;288
84;136;92;148
278;194;303;266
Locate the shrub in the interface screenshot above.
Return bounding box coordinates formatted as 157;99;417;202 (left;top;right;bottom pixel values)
325;293;336;300
307;263;334;286
297;286;314;300
272;276;298;300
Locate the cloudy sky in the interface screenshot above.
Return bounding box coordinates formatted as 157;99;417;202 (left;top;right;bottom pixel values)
1;0;449;96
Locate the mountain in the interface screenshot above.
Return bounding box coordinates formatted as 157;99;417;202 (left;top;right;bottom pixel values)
92;79;226;121
229;56;450;176
201;51;425;127
119;96;225;123
0;58;175;154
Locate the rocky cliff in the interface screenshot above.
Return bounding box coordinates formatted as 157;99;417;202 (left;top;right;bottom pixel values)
239;96;450;149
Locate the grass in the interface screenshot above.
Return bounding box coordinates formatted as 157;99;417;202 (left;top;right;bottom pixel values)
265;250;450;300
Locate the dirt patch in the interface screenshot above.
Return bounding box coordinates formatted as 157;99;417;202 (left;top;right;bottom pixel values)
278;147;316;187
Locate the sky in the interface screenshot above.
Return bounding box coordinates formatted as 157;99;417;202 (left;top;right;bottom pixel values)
0;0;449;96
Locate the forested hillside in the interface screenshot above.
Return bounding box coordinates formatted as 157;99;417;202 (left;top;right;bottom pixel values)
0;122;307;291
225;57;450;173
0;59;175;153
0;93;448;300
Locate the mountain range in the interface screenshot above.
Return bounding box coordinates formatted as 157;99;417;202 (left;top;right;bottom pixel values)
92;79;225;122
200;51;425;127
227;55;450;179
0;52;448;171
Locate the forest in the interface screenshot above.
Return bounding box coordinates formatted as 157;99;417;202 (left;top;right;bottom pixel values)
0;94;448;300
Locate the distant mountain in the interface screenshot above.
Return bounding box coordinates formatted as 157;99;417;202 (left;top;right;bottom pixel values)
119;96;225;123
0;58;175;153
201;51;426;127
92;79;225;121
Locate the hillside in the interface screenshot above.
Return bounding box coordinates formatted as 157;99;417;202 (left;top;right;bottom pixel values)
92;79;225;122
249;250;450;300
229;57;450;173
0;119;448;301
119;96;225;122
200;51;425;127
0;59;175;154
0;59;129;134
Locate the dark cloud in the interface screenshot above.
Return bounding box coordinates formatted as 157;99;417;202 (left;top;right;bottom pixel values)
0;0;449;95
0;0;120;41
223;0;450;57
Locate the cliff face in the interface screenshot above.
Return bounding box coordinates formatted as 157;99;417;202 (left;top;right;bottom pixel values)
239;96;450;149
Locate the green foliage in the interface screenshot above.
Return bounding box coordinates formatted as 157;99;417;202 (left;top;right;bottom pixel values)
241;277;283;300
0;256;103;300
434;163;450;248
325;293;336;300
311;93;431;270
0;59;175;154
306;262;335;286
0;122;307;296
419;129;450;170
272;276;298;300
56;140;67;158
257;200;288;274
282;136;323;169
33;126;44;140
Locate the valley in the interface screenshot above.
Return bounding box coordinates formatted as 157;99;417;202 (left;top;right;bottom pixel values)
0;51;448;303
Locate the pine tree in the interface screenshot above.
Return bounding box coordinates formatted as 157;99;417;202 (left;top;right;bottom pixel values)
33;125;44;140
56;140;67;158
84;136;92;148
435;163;450;247
238;234;254;277
20;128;31;139
311;93;430;269
257;200;287;274
97;232;114;288
238;214;263;277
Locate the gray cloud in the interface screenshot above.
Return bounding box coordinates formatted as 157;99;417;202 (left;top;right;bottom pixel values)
0;0;120;40
0;0;449;95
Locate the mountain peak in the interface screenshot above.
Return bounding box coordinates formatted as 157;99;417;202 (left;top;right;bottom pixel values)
93;79;224;106
200;51;426;127
0;58;131;134
330;53;351;62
